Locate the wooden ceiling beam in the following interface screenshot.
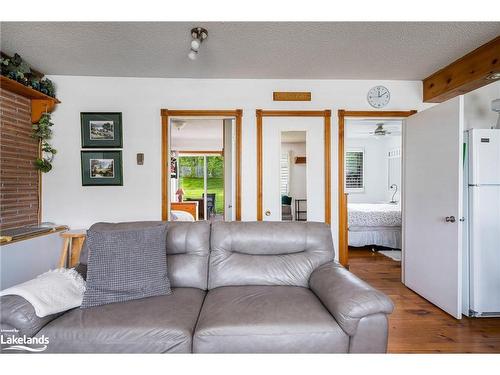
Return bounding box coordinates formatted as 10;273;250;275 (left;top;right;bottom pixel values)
423;36;500;103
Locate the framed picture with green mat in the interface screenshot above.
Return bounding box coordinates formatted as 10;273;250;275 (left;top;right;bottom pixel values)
81;150;123;186
81;112;122;148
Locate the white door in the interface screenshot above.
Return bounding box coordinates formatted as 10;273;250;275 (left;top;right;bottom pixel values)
403;96;464;319
262;116;325;221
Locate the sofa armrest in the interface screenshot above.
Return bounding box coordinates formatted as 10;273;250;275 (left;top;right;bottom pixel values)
309;262;394;336
0;295;63;337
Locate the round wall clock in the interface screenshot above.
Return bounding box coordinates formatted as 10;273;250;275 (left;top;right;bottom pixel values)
367;86;390;108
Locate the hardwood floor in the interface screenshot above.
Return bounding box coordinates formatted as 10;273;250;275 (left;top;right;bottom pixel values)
348;248;500;353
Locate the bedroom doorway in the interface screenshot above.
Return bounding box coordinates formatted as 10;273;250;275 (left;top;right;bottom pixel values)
338;110;416;268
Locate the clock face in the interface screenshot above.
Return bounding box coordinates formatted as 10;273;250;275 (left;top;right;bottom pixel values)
367;86;390;108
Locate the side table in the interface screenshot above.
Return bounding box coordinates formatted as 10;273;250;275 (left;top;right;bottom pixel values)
58;230;86;268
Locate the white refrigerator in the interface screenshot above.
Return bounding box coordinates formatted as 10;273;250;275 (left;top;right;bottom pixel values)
464;129;500;317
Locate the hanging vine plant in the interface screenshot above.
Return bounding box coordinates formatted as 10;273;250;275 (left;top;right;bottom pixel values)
32;113;57;173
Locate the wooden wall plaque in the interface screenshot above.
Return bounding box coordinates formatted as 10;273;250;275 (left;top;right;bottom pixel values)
273;92;311;101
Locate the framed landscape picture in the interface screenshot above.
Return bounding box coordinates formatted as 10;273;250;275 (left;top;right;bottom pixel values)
81;151;123;186
81;112;122;148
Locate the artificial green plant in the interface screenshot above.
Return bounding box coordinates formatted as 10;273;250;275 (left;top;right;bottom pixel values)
32;113;57;173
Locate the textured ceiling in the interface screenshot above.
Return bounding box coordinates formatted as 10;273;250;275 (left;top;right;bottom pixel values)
1;22;499;79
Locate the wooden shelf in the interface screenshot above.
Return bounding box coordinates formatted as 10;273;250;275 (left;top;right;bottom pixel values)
0;75;59;101
0;75;60;123
0;225;68;245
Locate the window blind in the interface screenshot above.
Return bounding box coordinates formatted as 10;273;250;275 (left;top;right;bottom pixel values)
345;150;364;190
0;88;40;230
280;152;289;195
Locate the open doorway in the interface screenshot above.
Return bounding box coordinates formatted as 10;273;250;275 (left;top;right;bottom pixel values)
170;119;227;222
344;118;403;262
338;110;416;268
161;110;242;222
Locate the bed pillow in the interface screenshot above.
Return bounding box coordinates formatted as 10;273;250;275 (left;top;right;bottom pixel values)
171;210;195;221
81;224;171;308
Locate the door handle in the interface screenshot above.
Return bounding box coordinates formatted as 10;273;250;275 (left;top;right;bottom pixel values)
265;209;271;217
445;216;456;223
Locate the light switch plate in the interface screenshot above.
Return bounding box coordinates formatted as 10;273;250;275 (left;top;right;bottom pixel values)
137;153;144;165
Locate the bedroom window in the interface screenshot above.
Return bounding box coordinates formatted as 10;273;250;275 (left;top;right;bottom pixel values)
280;151;290;195
345;149;364;191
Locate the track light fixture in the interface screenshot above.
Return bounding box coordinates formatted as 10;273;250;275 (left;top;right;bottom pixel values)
486;72;500;80
188;27;208;61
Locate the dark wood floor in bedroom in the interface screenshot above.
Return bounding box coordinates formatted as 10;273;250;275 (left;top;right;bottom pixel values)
348;248;500;353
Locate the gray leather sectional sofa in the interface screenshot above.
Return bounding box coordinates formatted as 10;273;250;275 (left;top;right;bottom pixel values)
0;221;394;353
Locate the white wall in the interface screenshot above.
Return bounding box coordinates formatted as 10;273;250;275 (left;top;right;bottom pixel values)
345;137;401;203
43;76;429;253
0;232;63;289
281;142;307;200
385;136;402;202
464;80;500;130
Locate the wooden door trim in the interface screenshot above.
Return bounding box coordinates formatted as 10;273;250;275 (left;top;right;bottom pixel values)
256;109;331;223
341;110;417;118
178;150;224;155
338;109;417;266
258;110;329;117
161;109;243;221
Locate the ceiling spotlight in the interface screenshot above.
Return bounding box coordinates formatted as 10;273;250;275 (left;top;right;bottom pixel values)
188;27;208;61
188;50;198;61
191;39;201;51
486;72;500;80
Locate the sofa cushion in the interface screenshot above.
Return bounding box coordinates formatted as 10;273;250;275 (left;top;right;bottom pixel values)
82;224;171;308
79;221;210;290
37;288;205;353
209;222;334;288
79;221;161;266
193;286;349;353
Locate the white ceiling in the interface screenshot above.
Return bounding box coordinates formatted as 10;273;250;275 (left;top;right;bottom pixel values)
346;119;402;138
1;22;499;79
171;119;223;151
282;131;306;143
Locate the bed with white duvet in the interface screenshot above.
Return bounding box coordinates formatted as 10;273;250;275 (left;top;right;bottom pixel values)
348;203;401;249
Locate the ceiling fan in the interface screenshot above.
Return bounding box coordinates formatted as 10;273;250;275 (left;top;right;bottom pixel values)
369;123;392;137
